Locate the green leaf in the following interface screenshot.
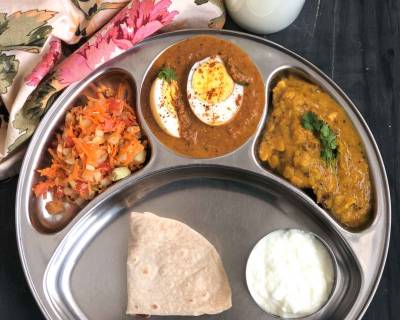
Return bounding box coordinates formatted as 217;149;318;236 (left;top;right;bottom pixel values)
0;97;8;124
71;0;129;19
0;13;6;25
321;148;333;163
28;25;53;47
0;13;8;35
23;77;57;118
10;77;59;152
314;119;322;131
98;1;130;12
157;67;177;83
208;12;226;29
301;112;313;129
320;123;330;137
0;10;56;50
301;111;321;131
195;0;209;5
0;53;19;94
301;111;338;165
195;0;224;6
302;121;314;131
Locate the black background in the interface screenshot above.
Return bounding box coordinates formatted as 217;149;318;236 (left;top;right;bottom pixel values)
1;0;399;318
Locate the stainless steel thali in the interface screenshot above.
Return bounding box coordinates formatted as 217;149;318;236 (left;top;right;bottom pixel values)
16;29;391;320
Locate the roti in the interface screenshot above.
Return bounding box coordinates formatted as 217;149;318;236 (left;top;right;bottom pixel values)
126;212;232;316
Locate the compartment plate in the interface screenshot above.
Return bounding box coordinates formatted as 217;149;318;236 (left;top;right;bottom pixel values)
16;30;390;320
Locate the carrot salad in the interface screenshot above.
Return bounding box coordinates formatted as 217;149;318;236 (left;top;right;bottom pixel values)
33;83;147;214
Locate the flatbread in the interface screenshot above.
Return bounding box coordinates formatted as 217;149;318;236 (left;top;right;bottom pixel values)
126;212;232;316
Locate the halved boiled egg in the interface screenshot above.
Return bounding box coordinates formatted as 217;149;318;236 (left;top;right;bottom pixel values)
150;70;180;138
187;56;244;126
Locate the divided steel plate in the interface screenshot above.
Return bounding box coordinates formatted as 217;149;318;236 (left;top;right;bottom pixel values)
16;30;390;320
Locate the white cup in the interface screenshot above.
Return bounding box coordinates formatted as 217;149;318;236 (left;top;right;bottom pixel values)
225;0;306;34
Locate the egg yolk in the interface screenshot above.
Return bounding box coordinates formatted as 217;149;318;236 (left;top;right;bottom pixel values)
191;59;234;104
161;80;179;114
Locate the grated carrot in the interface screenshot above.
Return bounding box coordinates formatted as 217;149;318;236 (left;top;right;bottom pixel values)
33;82;147;214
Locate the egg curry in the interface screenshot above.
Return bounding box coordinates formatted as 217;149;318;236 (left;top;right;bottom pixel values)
142;35;265;158
258;75;372;229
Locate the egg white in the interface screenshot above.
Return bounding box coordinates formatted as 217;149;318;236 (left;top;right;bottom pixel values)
187;56;244;126
150;77;180;138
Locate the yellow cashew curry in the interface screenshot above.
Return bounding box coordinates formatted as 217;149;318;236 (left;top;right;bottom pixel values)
258;75;372;228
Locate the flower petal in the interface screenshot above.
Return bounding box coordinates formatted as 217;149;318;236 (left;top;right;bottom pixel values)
132;20;164;44
25;39;62;86
57;53;91;86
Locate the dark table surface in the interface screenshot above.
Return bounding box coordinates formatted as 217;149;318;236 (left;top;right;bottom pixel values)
1;0;399;319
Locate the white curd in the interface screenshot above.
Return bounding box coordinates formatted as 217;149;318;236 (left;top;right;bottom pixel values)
246;229;335;318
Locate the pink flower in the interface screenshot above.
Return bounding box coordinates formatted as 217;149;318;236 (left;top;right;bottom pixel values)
85;35;121;70
25;39;62;86
58;0;178;86
56;53;91;86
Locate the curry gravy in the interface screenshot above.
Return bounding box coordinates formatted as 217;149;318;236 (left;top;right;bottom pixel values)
141;36;265;158
259;76;372;228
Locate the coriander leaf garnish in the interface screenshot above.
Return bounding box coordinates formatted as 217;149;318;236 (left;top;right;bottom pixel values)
301;112;317;130
157;67;177;83
301;111;338;165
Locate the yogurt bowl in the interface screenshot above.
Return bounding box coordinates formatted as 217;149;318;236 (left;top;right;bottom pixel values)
245;228;338;319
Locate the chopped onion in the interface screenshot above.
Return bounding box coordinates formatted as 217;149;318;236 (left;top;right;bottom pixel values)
92;136;105;144
133;150;146;164
108;133;121;145
93;170;102;182
65;158;75;165
111;167;131;181
96;150;108;165
80;116;92;128
86;164;95;171
100;177;112;187
74;198;85;206
82;170;94;182
127;126;139;133
118;153;127;163
65;112;74;123
62;148;71;156
63;187;73;196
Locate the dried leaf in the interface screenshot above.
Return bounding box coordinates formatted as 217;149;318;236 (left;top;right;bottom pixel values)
11;76;57;153
0;13;7;35
0;53;19;94
0;10;56;50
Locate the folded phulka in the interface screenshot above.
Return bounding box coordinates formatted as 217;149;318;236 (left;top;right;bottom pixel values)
126;212;232;316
